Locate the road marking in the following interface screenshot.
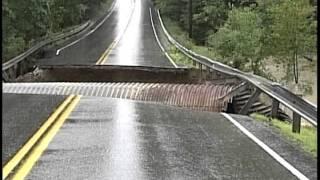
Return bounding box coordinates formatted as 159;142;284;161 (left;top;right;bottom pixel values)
2;95;74;179
56;1;117;55
149;8;178;68
95;40;118;65
221;113;309;180
95;0;136;65
2;95;81;180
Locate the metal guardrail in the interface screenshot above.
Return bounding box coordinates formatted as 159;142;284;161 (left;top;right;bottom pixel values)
2;21;91;71
156;9;317;127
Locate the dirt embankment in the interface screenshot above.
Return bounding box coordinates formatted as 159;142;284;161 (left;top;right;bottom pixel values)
264;57;317;105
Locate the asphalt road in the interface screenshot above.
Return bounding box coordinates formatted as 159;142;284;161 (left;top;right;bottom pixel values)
25;96;297;179
103;0;173;67
2;93;66;166
38;3;118;65
38;0;173;67
230;114;317;180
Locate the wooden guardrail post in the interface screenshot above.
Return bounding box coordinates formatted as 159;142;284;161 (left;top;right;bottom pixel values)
7;68;13;80
199;63;203;80
19;61;25;77
271;99;279;118
193;60;196;67
292;111;301;133
2;71;9;81
13;64;18;79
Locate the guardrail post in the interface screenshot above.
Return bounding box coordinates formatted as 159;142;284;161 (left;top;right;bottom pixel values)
292;112;301;133
199;63;203;80
2;71;9;81
9;66;15;79
271;99;279;118
19;61;24;76
14;64;18;78
7;68;13;80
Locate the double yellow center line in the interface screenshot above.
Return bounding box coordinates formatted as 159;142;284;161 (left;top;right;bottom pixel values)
95;1;134;65
2;95;81;180
95;40;119;65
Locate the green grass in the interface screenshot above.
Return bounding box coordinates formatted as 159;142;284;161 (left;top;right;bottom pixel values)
250;113;317;157
162;17;222;67
168;45;194;67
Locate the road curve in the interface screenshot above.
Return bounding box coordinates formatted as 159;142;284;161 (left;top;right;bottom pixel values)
38;0;174;68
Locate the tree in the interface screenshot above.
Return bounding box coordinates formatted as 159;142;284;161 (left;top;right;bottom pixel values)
192;0;228;44
2;0;24;60
207;7;264;74
268;0;316;83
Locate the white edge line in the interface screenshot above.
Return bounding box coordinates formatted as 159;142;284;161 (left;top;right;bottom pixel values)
56;1;117;55
149;8;178;68
221;113;309;180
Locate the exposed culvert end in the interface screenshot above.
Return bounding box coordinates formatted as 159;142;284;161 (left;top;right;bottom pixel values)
3;82;238;112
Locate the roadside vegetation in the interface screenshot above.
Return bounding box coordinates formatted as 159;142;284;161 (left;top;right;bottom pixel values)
154;0;317;99
2;0;112;62
168;45;194;67
250;113;317;157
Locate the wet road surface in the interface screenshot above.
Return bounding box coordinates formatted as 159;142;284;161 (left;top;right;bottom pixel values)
38;0;173;67
26;96;297;179
230;114;317;180
38;2;118;65
2;93;66;166
103;0;173;67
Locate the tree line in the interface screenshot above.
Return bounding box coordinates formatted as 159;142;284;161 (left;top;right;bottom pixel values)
2;0;111;62
154;0;317;83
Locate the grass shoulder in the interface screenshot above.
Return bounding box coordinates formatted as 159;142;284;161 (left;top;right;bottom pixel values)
250;113;317;157
162;17;221;67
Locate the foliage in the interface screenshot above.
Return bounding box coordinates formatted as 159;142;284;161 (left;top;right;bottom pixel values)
250;113;317;157
207;8;264;74
267;0;316;83
192;0;228;44
162;17;220;66
156;0;317;81
169;46;194;68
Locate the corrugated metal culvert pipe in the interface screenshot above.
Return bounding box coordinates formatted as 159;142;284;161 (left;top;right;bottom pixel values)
3;82;238;112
